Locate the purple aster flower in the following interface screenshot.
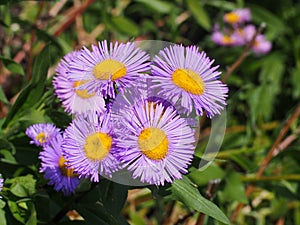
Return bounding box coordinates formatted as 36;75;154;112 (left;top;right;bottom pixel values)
252;34;272;55
211;30;244;46
0;175;3;198
241;24;256;42
63;112;121;182
67;40;150;99
151;45;228;117
223;8;251;24
114;100;196;186
53;51;106;115
26;123;60;146
39;133;80;196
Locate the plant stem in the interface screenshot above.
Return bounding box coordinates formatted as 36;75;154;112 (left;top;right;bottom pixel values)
230;104;300;222
242;174;300;182
222;23;265;83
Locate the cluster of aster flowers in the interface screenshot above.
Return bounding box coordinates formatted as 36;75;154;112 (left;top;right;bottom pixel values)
26;40;228;195
211;8;272;55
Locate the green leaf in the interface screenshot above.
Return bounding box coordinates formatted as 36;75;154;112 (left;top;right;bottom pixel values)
0;199;6;225
8;200;26;224
133;0;173;14
0;208;6;225
25;202;36;225
222;172;248;204
186;0;211;30
169;176;230;224
6;175;36;197
229;154;257;172
291;66;300;98
205;0;236;10
0;56;24;75
2;44;56;128
248;53;285;123
99;181;128;217
188;163;225;186
75;205;112;225
111;16;139;37
0;149;17;164
0;86;9;104
77;181;129;225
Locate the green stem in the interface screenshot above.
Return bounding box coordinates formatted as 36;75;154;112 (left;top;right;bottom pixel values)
242;174;300;182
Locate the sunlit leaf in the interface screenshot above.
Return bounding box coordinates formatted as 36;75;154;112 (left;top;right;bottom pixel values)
0;86;9;104
6;174;36;197
188;163;225;186
111;16;139;37
222;172;248;204
2;44;58;128
133;0;173;14
186;0;211;30
0;56;24;75
169;176;230;224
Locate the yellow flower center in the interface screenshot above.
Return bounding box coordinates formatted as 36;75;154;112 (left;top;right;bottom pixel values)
58;156;75;177
222;35;232;44
93;59;127;81
138;127;169;160
84;132;112;161
172;68;205;95
224;12;239;23
73;80;95;99
36;132;48;144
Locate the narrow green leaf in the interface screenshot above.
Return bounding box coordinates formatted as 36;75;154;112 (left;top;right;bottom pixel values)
205;0;236;10
25;202;37;225
134;0;173;14
2;44;56;128
0;86;9;104
0;199;6;225
186;0;211;30
248;53;284;123
0;208;6;225
75;205;112;225
0;56;24;75
169;176;230;224
99;180;128;217
0;150;17;164
291;66;300;98
111;16;139;36
249;4;286;40
229;154;257;171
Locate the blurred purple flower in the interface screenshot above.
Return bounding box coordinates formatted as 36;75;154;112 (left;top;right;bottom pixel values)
252;34;272;55
211;30;244;46
223;8;251;24
0;175;3;198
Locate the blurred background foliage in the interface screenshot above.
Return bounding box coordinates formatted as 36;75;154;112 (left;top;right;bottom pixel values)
0;0;300;224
